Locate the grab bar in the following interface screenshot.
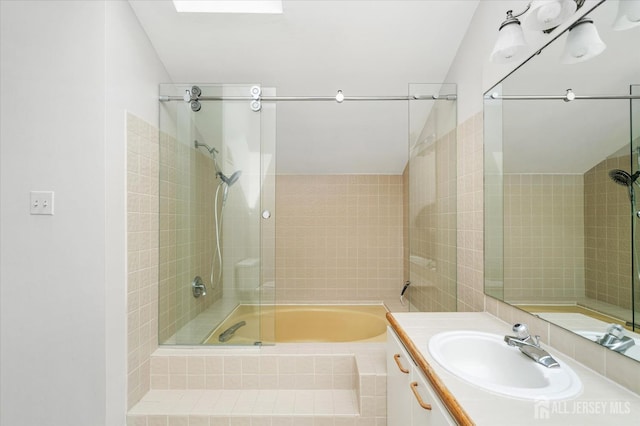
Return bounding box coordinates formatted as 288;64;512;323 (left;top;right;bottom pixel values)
218;321;247;342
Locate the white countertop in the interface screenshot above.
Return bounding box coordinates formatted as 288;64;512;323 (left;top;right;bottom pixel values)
391;312;640;426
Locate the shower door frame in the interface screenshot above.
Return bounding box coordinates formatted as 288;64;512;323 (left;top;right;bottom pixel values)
157;83;275;346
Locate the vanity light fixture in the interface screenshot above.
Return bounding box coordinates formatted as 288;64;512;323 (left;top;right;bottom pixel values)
490;10;528;64
490;0;584;64
613;0;640;31
561;17;607;64
522;0;578;31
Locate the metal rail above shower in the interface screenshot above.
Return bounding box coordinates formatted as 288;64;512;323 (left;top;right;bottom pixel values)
487;88;640;102
159;85;457;112
159;94;458;101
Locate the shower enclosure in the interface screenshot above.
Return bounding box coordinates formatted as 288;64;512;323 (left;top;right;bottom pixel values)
157;83;457;345
158;84;275;345
406;83;458;312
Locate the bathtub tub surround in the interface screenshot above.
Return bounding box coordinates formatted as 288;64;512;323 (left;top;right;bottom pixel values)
387;312;640;425
128;304;390;422
127;342;387;425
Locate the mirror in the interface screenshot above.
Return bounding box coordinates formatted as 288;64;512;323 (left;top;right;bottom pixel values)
484;0;640;362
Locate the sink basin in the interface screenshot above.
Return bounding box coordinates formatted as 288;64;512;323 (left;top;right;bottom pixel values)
575;331;640;362
428;331;582;400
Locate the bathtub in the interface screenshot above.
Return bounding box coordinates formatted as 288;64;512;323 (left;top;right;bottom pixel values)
203;304;389;345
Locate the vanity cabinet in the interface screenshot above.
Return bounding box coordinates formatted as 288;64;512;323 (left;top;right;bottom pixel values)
387;328;456;426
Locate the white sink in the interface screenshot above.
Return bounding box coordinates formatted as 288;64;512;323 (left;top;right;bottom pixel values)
428;331;582;400
575;331;640;362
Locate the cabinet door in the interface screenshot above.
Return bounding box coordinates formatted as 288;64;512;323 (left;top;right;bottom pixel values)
387;329;413;425
409;368;456;426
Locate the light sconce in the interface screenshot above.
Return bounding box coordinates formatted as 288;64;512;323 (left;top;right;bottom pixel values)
561;17;606;64
522;0;578;31
613;0;640;31
490;0;584;64
490;10;528;63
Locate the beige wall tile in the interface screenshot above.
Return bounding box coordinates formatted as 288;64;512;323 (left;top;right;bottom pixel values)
275;175;404;305
457;112;485;312
503;173;585;302
126;113;160;408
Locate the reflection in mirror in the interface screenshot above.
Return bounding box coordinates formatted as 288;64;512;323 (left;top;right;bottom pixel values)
484;0;640;362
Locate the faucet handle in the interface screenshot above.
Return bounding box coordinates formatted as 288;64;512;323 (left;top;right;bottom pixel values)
606;323;625;338
512;323;530;339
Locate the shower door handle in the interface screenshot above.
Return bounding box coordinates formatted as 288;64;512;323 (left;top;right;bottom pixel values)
262;210;271;219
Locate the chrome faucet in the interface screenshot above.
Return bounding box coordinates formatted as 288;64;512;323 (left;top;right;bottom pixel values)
504;323;560;368
596;324;636;353
218;321;247;342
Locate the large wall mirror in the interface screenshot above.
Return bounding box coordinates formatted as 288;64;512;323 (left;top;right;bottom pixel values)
484;0;640;362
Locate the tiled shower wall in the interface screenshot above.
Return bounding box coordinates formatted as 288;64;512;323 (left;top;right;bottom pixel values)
127;113;222;407
158;133;221;343
408;130;458;312
456;112;485;312
127;113;160;407
275;175;404;304
584;155;632;309
498;155;632;309
503;174;585;302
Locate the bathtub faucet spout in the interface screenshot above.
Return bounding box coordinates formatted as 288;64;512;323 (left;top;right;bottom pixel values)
218;321;247;342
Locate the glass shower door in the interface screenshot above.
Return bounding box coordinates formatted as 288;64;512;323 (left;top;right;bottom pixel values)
158;84;275;345
407;83;457;312
632;84;639;332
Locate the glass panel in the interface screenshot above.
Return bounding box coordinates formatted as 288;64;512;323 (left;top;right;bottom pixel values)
633;84;639;332
259;88;276;344
158;84;270;345
407;83;457;312
483;84;504;301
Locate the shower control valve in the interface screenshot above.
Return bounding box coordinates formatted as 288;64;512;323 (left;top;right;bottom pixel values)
192;276;207;298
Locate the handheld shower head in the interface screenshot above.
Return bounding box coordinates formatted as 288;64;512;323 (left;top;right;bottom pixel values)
609;169;640;187
609;169;640;204
218;170;242;187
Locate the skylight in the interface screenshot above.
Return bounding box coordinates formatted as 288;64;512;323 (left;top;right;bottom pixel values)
172;1;283;14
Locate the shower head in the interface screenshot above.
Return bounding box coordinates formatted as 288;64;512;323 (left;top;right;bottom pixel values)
609;169;640;187
194;140;218;156
218;170;242;187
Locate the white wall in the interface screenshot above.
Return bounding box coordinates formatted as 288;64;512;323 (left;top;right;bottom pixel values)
0;1;168;425
105;1;170;424
1;2;107;424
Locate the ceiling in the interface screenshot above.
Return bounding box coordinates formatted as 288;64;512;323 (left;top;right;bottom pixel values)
129;0;479;174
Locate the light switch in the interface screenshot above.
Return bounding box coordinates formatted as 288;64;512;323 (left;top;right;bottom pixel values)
30;191;54;215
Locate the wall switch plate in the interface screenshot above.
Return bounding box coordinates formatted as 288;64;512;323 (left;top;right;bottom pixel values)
30;191;54;215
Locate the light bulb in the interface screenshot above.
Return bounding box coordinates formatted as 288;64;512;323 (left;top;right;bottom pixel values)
490;18;527;64
523;0;577;31
613;0;640;31
537;2;562;25
561;18;606;64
